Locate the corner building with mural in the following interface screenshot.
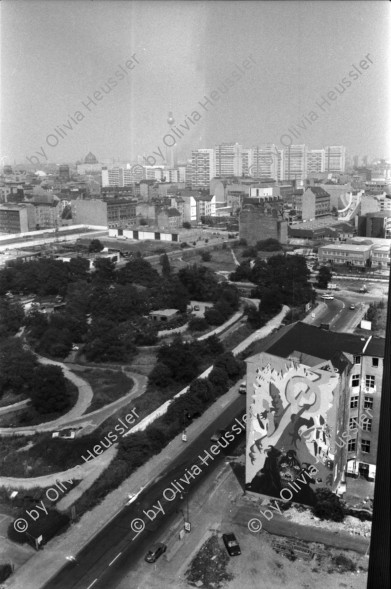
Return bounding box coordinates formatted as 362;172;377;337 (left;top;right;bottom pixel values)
244;323;385;504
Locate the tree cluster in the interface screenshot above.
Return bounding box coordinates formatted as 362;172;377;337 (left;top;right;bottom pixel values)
149;335;224;389
118;350;245;465
0;258;90;297
231;254;314;328
316;265;332;289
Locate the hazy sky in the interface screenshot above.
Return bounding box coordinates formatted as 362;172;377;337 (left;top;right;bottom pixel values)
1;0;390;165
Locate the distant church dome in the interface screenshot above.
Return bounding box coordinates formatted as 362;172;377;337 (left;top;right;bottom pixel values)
84;152;98;164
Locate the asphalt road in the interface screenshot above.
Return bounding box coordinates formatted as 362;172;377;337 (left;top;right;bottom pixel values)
307;295;366;333
43;396;246;589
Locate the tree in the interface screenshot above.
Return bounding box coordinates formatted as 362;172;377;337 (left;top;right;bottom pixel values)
93;257;116;283
182;221;191;229
84;318;127;362
256;238;283;252
188;317;209;332
88;239;104;253
201;251;212;262
0;338;38;399
160;253;171;277
30;365;71;414
208;366;229;396
117;258;159;287
0;298;24;338
214;351;244;379
178;264;219;301
149;363;173;388
312;488;345;522
38;326;73;358
317;265;332;289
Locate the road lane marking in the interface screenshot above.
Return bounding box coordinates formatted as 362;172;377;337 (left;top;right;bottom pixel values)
86;580;98;589
109;552;122;566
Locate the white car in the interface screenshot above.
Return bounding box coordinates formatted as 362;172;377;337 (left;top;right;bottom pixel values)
52;429;76;439
321;293;334;300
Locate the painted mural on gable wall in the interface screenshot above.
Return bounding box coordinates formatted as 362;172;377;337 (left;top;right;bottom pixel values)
245;353;340;505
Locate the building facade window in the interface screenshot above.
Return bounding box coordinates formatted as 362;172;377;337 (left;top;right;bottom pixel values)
349;417;358;430
354;355;361;364
361;439;371;453
351;374;360;387
364;396;373;409
365;375;375;388
362;418;372;432
350;396;359;409
372;357;379;367
348;439;356;452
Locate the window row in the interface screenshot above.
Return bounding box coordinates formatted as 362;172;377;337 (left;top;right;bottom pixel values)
351;374;376;387
350;396;373;409
349;417;372;431
353;357;380;367
347;439;371;453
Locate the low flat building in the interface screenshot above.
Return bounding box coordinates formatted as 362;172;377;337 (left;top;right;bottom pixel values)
319;243;372;267
149;309;179;322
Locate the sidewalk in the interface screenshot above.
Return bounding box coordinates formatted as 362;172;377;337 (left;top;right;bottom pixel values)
4;308;289;589
3;384;243;589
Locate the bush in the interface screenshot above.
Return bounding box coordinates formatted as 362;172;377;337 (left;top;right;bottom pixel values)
30;365;71;415
188;317;209;332
312;488;345;522
256;238;282;252
201;251;212;262
242;247;258;258
8;509;70;546
331;554;356;573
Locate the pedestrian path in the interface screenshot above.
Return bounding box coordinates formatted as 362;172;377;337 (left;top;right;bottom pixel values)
3;308;290;589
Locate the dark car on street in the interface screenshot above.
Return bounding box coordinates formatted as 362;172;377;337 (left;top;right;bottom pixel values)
144;543;167;563
222;533;241;556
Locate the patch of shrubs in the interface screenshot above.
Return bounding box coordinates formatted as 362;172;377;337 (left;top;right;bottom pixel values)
71;350;245;518
312;488;345;522
8;509;70;546
331;554;356;573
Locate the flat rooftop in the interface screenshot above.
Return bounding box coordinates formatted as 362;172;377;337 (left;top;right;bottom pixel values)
319;243;372;252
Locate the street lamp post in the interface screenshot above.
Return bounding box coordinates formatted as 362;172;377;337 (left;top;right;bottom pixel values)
179;491;191;533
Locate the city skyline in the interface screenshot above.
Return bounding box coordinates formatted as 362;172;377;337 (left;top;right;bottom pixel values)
1;1;390;165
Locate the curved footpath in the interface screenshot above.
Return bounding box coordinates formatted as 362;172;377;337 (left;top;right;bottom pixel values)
2;306;292;589
0;365;147;437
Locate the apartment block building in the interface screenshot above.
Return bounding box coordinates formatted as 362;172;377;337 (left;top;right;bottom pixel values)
248;145;283;181
307;149;326;175
283;144;307;184
243;323;385;501
71;198;137;227
215;143;243;177
325;146;346;174
0;203;36;233
190;149;215;188
295;186;331;220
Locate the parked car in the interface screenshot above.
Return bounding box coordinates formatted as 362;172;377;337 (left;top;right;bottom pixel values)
239;381;246;395
52;429;76;439
145;543;167;563
321;292;334;300
349;304;356;310
222;533;241;556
